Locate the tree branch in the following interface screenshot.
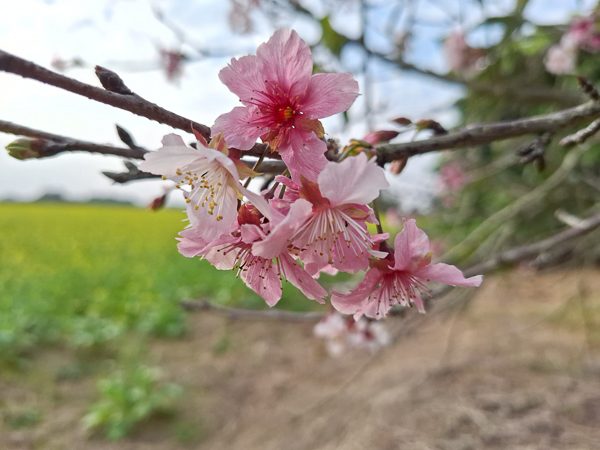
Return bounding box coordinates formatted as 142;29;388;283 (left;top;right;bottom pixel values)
0;120;147;159
0;49;211;139
182;210;600;321
375;100;600;163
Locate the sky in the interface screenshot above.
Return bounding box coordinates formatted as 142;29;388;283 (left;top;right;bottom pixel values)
0;0;595;209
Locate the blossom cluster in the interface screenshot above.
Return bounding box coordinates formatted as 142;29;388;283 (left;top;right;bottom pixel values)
545;13;600;75
140;29;482;319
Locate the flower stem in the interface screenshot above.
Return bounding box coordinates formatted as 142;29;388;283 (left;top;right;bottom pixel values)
243;150;267;188
371;199;384;235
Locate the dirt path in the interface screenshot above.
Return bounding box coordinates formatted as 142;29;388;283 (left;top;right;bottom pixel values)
3;268;600;449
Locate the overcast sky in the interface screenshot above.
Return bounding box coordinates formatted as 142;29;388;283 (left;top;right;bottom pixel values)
0;0;594;208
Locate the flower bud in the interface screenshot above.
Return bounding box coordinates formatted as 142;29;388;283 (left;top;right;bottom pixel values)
148;194;167;211
362;130;399;145
5;138;47;160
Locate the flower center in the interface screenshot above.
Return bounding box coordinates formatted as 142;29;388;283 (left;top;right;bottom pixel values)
174;161;229;221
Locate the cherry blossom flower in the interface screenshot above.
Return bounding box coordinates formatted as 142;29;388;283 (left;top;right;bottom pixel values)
545;35;578;75
178;205;327;306
444;30;486;76
331;219;482;320
568;15;600;53
314;311;391;357
139;133;270;241
212;29;359;182
252;153;389;274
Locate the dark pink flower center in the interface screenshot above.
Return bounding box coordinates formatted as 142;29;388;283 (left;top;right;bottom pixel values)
243;79;303;132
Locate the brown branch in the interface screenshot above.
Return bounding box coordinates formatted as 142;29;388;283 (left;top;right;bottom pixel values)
375;100;600;163
180;298;325;321
0;120;147;159
182;211;600;321
559;117;600;147
463;211;600;277
0;49;211;139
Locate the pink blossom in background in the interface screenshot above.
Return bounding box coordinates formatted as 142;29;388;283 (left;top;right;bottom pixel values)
159;49;185;83
437;162;468;207
313;311;391;357
443;30;486;76
544;35;579;75
567;15;600;53
212;29;359;182
331;219;482;319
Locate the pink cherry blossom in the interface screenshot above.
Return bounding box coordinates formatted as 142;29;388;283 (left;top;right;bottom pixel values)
179;205;327;307
331;219;482;320
252;153;389;274
544;35;578;75
212;29;359;182
139;133;270;241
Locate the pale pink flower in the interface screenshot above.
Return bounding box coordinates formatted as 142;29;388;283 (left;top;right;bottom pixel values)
331;219;482;320
568;15;600;53
139;133;270;241
444;31;486;76
212;29;359;182
544;35;578;75
314;311;391;357
252;153;389;274
180;205;327;307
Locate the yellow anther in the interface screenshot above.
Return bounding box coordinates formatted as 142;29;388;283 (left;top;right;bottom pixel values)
185;198;191;203
194;205;199;210
161;175;167;180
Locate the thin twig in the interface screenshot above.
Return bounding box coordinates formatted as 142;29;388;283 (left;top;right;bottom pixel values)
180;298;324;321
376;101;600;163
559;117;600;147
0;119;147;159
0;49;211;139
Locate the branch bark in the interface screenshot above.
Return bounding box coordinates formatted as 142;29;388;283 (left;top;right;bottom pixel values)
375;100;600;163
0;49;211;139
0;120;147;159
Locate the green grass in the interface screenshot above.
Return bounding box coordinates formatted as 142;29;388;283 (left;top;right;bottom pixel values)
0;202;322;364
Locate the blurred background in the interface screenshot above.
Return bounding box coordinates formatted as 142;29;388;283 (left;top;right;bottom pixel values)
1;0;600;448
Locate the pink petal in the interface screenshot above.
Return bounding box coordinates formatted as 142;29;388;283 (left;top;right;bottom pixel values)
237;183;275;222
392;219;430;272
243;260;283;307
415;263;483;287
279;131;328;183
318;153;389;206
252;199;313;259
256;29;313;98
279;253;327;303
302;72;360;119
240;224;265;244
212;107;263;151
218;54;263;103
330;268;382;316
177;228;209;258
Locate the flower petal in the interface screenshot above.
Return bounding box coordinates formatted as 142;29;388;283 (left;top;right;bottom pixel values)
256;29;313;98
212;107;264;151
330;268;382;317
392;219;430;272
186;186;238;241
139;143;200;177
279;253;327;303
318;153;389;206
218;54;263;103
252;199;313;259
302;72;360;119
279;131;328;183
415;263;483;287
243;260;283;307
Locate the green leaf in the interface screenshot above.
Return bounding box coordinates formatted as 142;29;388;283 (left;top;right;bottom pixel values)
319;16;348;56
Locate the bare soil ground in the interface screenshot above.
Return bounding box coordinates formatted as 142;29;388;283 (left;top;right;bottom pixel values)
3;268;600;449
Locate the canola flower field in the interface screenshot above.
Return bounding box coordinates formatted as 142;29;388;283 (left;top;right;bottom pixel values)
0;202;317;366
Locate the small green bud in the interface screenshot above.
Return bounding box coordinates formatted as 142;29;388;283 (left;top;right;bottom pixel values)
5;138;46;160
